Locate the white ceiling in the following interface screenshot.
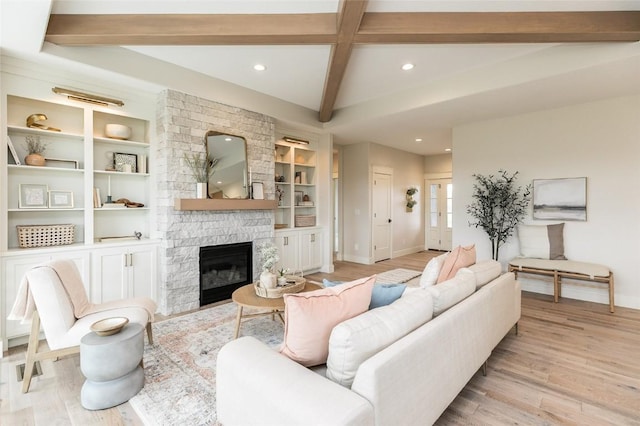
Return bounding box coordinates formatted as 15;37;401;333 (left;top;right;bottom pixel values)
2;0;640;155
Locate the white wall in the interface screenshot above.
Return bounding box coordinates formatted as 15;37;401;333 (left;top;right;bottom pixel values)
453;95;640;309
342;143;371;263
424;153;452;174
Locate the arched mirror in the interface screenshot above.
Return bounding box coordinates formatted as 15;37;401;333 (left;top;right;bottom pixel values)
205;130;249;199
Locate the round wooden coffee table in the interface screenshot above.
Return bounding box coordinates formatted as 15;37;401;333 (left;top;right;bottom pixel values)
231;281;321;339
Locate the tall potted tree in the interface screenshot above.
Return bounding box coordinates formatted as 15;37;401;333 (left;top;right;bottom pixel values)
466;170;531;261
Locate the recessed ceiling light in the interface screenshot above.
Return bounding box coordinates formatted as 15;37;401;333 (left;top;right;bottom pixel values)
401;63;414;71
253;64;266;71
225;137;232;141
415;138;423;143
445;148;452;152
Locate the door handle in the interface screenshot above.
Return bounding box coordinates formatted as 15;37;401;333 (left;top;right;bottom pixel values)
388;219;392;223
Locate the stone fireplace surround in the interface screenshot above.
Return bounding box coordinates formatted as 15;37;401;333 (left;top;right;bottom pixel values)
155;90;276;315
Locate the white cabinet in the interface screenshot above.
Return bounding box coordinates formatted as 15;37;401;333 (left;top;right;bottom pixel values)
2;250;90;345
90;244;157;303
275;228;322;273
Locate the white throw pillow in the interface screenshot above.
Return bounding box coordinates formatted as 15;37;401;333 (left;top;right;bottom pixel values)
326;289;434;388
427;268;476;316
419;253;448;288
517;223;566;260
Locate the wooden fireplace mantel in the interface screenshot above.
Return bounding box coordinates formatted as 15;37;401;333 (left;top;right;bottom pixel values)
174;198;277;211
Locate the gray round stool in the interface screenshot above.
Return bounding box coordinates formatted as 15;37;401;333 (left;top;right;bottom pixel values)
80;322;145;410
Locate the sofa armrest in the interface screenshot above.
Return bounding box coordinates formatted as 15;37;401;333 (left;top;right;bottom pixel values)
217;336;374;426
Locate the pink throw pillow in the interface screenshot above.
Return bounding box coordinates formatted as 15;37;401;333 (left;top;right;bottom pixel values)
279;275;375;367
436;245;476;284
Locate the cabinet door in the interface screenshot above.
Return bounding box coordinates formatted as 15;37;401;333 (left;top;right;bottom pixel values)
300;231;323;272
91;248;128;303
129;245;157;300
275;232;299;272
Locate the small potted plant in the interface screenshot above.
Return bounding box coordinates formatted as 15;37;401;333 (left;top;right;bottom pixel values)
183;152;218;198
24;135;47;166
258;242;280;289
406;186;418;210
277;267;289;286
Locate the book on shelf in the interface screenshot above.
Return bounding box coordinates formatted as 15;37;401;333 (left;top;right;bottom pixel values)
99;235;138;242
102;202;126;209
7;136;20;165
93;187;103;208
138;154;147;174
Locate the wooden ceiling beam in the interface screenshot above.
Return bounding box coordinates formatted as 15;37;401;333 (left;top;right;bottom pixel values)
318;0;368;123
45;14;337;45
355;11;640;44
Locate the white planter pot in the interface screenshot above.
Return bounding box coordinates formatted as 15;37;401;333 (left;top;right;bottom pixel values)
196;182;208;199
260;270;277;289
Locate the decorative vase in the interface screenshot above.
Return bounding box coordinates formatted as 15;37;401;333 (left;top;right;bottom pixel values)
260;270;277;289
277;276;287;286
196;182;208;199
25;153;45;166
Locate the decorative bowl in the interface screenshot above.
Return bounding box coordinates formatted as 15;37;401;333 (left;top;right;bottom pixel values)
90;317;129;336
105;124;132;140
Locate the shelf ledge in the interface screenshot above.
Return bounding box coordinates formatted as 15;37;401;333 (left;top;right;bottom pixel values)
174;198;277;211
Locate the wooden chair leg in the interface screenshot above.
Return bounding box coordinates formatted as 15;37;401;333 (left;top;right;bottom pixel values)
609;273;615;313
482;360;487;376
21;311;41;393
146;322;154;345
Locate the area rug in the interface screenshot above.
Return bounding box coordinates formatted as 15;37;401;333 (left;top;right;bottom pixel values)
375;268;422;284
129;302;284;425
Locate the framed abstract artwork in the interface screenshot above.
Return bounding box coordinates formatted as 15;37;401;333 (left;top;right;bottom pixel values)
533;177;587;221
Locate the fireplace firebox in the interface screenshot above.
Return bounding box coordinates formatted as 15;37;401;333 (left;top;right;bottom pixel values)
200;242;253;306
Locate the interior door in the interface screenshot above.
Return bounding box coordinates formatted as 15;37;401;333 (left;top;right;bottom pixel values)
373;171;392;262
426;179;453;251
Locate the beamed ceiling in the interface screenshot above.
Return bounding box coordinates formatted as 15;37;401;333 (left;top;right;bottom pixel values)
3;1;640;155
45;6;640;122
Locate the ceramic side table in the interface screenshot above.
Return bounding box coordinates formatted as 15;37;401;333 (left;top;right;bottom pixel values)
80;323;145;410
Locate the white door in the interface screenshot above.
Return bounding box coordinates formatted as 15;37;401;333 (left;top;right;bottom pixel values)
373;171;392;262
426;179;453;251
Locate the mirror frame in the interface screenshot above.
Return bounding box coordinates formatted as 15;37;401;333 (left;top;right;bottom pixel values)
204;130;249;199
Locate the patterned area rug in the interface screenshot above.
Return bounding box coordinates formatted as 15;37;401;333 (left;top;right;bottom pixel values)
130;302;284;425
375;268;422;284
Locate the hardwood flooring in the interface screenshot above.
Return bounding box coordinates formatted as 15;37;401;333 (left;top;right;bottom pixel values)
2;250;639;425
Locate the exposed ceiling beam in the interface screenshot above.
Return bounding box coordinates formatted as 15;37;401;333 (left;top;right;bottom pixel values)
44;10;640;122
318;0;368;123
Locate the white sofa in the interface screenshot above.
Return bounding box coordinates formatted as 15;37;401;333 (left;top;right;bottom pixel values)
217;262;521;426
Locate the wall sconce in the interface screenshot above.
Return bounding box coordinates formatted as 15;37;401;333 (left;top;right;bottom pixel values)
52;87;124;107
283;136;309;145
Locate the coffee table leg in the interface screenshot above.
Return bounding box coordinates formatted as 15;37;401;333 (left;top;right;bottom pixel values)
234;306;243;339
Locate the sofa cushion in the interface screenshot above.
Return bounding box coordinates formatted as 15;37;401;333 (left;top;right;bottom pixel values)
323;279;406;310
428;268;476;315
280;276;375;367
468;259;502;289
326;289;434;387
419;253;448;288
517;223;567;260
436;245;476;283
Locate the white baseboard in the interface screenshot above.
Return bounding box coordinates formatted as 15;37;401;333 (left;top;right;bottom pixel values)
392;246;424;258
343;254;373;265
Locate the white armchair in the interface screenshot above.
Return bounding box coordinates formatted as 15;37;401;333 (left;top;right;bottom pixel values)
8;259;156;393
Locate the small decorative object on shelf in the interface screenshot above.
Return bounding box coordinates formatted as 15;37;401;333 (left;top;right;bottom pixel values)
90;317;129;336
24;135;47;166
277;267;289;286
406;186;418;211
16;224;75;248
26;113;60;132
104;124;132;140
184;152;219;199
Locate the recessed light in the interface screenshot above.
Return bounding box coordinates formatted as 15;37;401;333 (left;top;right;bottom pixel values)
225;137;232;141
445;148;452;152
401;63;414;71
415;138;423;143
253;64;266;71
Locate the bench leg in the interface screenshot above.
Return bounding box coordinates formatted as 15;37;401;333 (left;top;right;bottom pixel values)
609;273;615;313
553;271;560;303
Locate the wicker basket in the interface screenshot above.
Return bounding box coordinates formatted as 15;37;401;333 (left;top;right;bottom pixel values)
295;215;316;227
254;275;306;298
17;224;75;248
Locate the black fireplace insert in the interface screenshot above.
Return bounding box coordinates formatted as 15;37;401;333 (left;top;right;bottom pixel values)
200;242;253;306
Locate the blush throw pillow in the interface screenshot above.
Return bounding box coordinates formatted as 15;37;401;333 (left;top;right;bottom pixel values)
518;223;566;260
419;252;448;288
280;276;375;367
436;244;476;283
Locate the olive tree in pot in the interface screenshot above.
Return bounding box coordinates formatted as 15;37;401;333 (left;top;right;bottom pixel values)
466;170;531;261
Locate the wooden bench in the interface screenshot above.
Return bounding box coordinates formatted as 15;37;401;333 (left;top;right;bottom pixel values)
508;258;614;313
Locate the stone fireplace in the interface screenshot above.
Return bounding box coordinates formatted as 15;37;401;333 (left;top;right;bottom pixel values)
155;89;276;315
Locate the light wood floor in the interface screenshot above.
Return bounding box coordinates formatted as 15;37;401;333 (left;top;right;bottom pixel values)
2;251;639;425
